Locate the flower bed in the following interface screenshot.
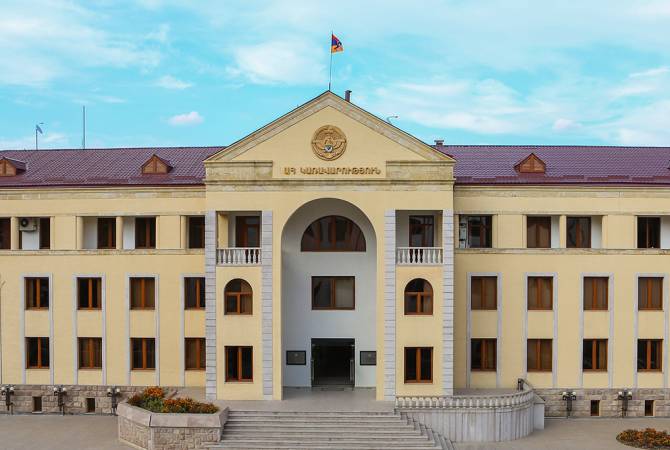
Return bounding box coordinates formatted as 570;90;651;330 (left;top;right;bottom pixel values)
127;386;218;414
617;428;670;449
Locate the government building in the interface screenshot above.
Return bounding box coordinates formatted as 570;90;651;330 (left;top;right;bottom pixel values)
1;91;670;440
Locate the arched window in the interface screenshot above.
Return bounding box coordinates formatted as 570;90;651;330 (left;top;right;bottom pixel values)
224;279;252;315
404;279;433;315
301;215;366;252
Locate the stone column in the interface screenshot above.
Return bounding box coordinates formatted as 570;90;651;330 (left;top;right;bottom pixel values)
383;210;396;400
204;211;217;400
10;217;19;250
261;211;274;399
115;217;123;250
76;216;84;250
442;209;455;396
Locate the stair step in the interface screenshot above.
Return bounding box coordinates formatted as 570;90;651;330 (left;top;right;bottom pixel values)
211;446;440;450
222;431;426;439
224;426;420;434
214;441;438;449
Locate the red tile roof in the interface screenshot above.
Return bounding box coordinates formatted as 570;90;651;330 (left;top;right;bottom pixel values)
1;144;669;188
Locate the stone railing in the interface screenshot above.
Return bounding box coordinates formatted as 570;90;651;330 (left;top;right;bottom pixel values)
396;247;443;265
217;247;261;266
395;389;535;409
117;403;229;450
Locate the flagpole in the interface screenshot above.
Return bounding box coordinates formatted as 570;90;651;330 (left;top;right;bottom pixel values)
328;31;333;91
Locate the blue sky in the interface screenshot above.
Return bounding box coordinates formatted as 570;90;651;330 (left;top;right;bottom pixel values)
1;0;669;150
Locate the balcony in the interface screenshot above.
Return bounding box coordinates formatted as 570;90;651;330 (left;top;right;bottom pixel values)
217;247;261;266
396;247;443;265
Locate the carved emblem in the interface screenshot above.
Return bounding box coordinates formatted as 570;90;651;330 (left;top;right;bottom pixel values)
311;125;347;161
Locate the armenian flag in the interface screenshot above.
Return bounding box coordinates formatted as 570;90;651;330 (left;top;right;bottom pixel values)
331;34;343;53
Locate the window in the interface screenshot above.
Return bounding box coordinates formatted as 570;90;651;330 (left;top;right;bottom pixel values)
638;339;662;371
135;217;156;249
0;217;9;249
97;217;116;249
312;276;355;310
130;278;155;310
471;276;497;310
527;277;553;310
527;216;551;248
459;215;492;248
404;347;432;383
639;277;663;310
78;337;102;369
25;277;49;309
404;279;433;315
301;215;366;252
645;400;655;417
583;339;607;371
78;278;102;309
184;277;205;309
39;217;50;249
188;216;205;249
590;400;600;417
224;279;252;314
225;346;253;381
131;338;155;370
235;216;260;248
567;217;591;248
409;215;434;247
26;337;49;368
638;217;661;249
527;339;552;371
185;338;206;370
584;277;608;310
471;338;497;371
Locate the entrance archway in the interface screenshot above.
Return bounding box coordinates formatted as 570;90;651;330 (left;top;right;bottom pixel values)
281;198;377;390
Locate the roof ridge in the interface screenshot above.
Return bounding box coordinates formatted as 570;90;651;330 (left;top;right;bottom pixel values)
0;146;224;152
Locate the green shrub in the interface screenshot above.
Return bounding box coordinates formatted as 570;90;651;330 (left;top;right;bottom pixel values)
127;387;219;414
617;428;670;448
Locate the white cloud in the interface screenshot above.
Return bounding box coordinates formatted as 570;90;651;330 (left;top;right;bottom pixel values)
156;75;193;90
0;132;68;150
552;118;581;132
630;67;670;78
168;111;203;126
146;24;171;43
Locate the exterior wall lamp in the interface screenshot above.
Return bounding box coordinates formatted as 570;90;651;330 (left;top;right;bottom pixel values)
562;391;577;417
0;385;15;414
106;386;121;415
618;389;633;417
52;385;67;415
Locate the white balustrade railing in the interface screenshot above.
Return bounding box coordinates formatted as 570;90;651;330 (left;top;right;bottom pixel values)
396;247;443;265
394;388;535;410
217;247;261;266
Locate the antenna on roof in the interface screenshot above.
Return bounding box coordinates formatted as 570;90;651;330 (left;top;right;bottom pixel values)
386;115;398;124
35;123;44;150
82;105;86;149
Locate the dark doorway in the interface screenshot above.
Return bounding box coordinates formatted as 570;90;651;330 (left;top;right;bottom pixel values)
311;338;354;386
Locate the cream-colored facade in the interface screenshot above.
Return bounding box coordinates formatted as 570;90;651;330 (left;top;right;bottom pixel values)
1;92;669;418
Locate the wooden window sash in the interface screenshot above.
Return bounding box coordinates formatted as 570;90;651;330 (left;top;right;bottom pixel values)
226;346;252;381
405;291;433;315
224;280;252;314
409;215;435;247
528;277;552;310
639;340;662;371
405;347;432;383
568;217;591;248
640;278;662;310
527;217;551;248
585;339;607;371
312;276;355;310
585;277;608;310
471;277;496;310
27;338;48;369
472;339;496;371
466;216;491;248
26;278;48;309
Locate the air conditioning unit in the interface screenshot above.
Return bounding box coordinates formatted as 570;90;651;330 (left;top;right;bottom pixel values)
19;218;37;231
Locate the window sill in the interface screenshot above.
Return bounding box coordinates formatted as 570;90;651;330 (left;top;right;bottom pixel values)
225;379;254;383
404;380;433;384
131;369;156;372
583;369;608;373
637;369;662;373
470;369;497;372
78;368;103;371
26;367;49;370
185;368;206;371
528;308;553;311
527;369;552;373
404;313;434;316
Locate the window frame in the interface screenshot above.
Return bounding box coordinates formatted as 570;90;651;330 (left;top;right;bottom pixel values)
77;277;102;310
78;337;102;369
567;216;591;249
301;215;366;252
129;277;156;310
404;347;433;383
527;276;553;310
527;339;552;372
460;215;493;249
26;337;49;369
0;217;10;249
470;276;497;310
25;277;49;310
97;217;116;249
188;216;205;249
638;277;663;311
583;339;608;371
235;216;260;248
185;337;206;371
471;338;497;371
184;277;205;310
134;217;156;249
311;276;355;310
224;279;253;315
408;215;435;247
225;346;253;382
39;217;50;249
526;216;551;249
130;338;156;370
404;279;433;315
637;339;662;372
637;217;661;249
583;277;608;311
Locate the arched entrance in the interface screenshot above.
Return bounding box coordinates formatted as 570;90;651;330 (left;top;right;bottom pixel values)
281;198;377;390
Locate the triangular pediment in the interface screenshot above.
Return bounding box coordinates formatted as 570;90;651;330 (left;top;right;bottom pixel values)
514;153;546;174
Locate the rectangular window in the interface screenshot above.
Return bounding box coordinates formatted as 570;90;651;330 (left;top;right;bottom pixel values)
527;216;551;248
639;277;663;310
26;337;49;368
638;217;661;249
471;338;497;371
235;216;260;247
590;400;600;417
131;338;155;370
527;339;552;372
78;337;102;369
409;215;435;247
77;278;102;309
0;217;10;249
645;400;655;417
527;276;553;310
312;276;355;310
584;277;608;310
130;278;155;309
25;277;49;309
134;217;156;249
185;338;206;370
225;346;253;381
184;277;205;309
638;339;662;371
39;217;50;249
583;339;608;371
404;347;432;383
97;217;116;249
459;215;492;248
471;276;497;310
567;217;591;248
188;216;205;249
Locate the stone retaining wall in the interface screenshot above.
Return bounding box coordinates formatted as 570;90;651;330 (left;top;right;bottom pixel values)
117;403;228;450
536;388;670;418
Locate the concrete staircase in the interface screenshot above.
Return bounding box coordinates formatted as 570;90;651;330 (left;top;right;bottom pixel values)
210;410;451;449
